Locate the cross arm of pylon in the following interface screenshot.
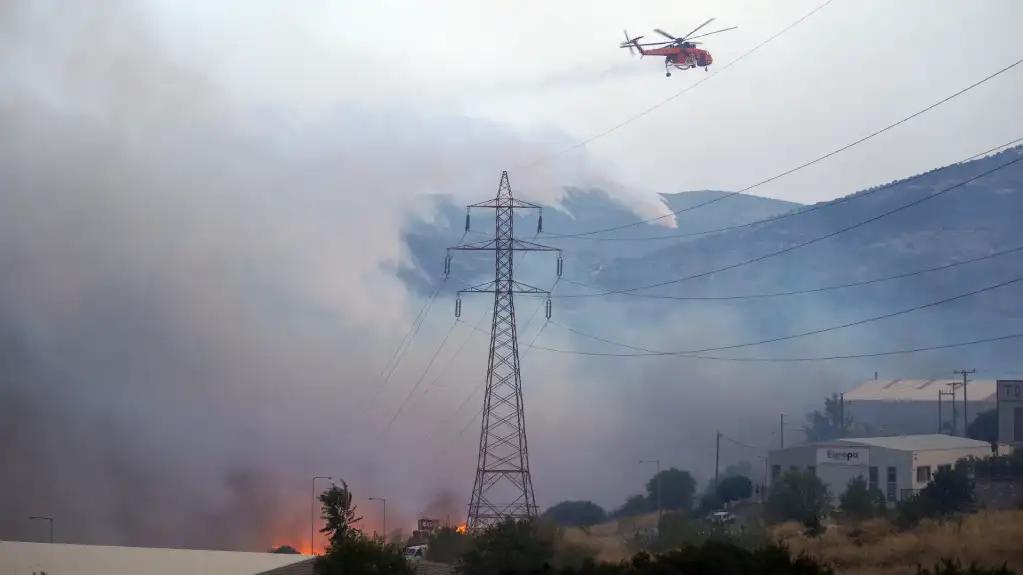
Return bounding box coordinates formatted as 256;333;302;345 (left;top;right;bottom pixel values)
468;197;543;210
458;280;551;295
510;238;561;253
447;239;498;252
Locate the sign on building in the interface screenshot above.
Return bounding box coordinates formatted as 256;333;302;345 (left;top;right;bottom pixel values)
997;380;1023;444
816;446;869;466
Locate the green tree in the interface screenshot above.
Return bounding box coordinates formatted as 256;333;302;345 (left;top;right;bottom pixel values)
542;500;607;527
318;481;362;546
967;409;998;444
313;483;412;575
839;476;885;520
765;470;831;524
270;545;300;554
612;494;652;518
425;526;471;564
456;519;554;575
803;393;854;442
647;468;697;512
715;475;753;504
896;466;975;530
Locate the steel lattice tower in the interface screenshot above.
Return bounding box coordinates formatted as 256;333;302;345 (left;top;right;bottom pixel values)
445;171;562;534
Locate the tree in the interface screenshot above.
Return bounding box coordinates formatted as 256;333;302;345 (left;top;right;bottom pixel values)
715;475;753;504
456;519;555;575
270;545;300;554
612;494;652;518
647;468;697;512
542;500;607;527
803;393;854;442
967;409;998;444
839;476;885;521
314;483;411;575
425;527;471;564
723;460;754;480
318;481;362;546
765;470;831;524
895;466;975;530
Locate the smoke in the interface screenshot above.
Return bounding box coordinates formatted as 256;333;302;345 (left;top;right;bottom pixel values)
0;0;644;550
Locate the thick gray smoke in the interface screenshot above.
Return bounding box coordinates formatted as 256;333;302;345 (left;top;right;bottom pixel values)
0;0;639;551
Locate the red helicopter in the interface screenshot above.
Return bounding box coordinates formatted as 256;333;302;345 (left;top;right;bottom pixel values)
620;18;737;77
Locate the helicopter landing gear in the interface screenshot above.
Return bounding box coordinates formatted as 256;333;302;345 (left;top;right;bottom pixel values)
705;67;709;71
666;71;672;77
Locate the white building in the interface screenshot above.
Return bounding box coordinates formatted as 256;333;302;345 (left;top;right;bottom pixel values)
843;379;998;436
0;541;313;575
766;434;995;504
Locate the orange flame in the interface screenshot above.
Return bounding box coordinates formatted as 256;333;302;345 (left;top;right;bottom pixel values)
455;524;466;534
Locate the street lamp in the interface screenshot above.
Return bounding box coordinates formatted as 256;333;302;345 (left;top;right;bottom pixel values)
368;497;386;542
638;459;661;522
28;516;53;543
311;476;333;555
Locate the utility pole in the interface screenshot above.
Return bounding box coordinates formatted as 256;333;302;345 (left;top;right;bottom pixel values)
447;171;562;535
780;414;785;448
839;393;846;437
715;431;722;487
639;459;662;522
954;369;976;436
938;390;954;434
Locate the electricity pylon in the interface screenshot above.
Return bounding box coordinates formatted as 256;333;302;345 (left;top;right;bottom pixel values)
445;170;562;534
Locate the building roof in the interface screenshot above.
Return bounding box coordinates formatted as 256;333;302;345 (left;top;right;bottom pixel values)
254;557;316;575
835;434;992;452
0;541;312;575
842;379;998;402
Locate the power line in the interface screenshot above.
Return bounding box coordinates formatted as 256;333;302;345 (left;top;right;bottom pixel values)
558;244;1023;301
544;57;1023;240
559;153;1023;297
375;317;461;440
516;0;839;172
544;138;1023;243
549;274;1023;355
529;331;1023;363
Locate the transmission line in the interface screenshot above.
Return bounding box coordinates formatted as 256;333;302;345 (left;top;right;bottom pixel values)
559;153;1023;298
546;137;1023;243
530;331;1023;363
549;274;1023;355
559;244;1023;301
544;57;1023;240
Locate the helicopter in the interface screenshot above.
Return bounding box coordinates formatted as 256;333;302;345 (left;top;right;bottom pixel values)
619;18;737;77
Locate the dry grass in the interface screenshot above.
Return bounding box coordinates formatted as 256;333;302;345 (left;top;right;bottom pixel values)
774;510;1023;574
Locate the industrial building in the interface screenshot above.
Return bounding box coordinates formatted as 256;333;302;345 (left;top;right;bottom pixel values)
842;379;998;436
0;541;312;575
766;434;994;504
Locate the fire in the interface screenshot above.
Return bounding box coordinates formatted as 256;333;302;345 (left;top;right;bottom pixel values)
455;524;467;534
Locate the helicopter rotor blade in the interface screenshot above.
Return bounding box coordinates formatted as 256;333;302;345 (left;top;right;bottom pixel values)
678;18;715;42
621;29;636;55
687;26;738;41
653;28;676;41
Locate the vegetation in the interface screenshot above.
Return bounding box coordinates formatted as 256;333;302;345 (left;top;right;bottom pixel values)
424;526;471;564
765;469;832;524
839;476;887;521
966;408;999;444
270;544;300;554
803;393;855;442
313;482;412;575
895;466;975;530
775;510;1023;574
543;500;608;527
716;474;753;504
645;467;697;512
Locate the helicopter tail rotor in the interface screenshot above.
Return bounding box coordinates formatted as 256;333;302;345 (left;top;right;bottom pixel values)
620;29;644;56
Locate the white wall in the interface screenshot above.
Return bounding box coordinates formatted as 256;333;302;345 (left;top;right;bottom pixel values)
0;541;312;575
996;380;1023;444
847;400;996;437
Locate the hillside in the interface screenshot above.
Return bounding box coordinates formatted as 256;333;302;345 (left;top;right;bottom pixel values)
397;146;1023;377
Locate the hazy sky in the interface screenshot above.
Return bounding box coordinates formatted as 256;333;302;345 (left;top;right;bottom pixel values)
142;0;1023;206
1;0;1021;553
